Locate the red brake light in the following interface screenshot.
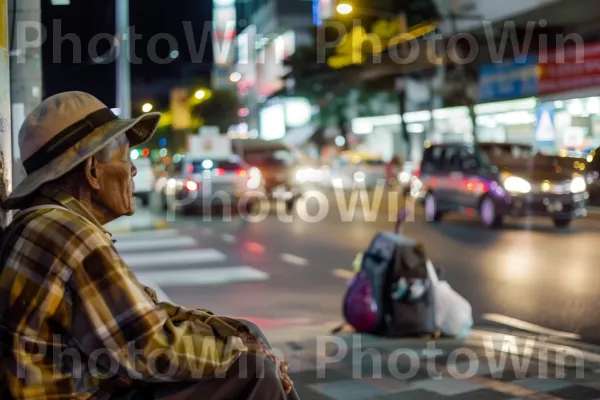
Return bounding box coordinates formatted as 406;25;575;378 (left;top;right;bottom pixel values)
413;166;421;178
185;179;199;191
213;168;225;176
186;164;194;174
236;168;248;176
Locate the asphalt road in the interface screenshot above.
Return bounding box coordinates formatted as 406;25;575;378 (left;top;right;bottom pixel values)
114;188;600;344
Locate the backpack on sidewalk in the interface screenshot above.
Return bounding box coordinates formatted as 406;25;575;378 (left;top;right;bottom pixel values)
342;231;437;337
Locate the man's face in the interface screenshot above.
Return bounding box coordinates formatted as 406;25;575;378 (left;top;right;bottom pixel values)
95;138;138;217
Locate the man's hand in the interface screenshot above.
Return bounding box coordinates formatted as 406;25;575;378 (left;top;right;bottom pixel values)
238;332;293;394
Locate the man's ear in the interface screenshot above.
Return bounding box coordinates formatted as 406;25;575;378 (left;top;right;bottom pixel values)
84;156;101;190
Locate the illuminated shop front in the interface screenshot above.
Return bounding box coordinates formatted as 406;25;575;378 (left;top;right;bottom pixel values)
349;93;600;160
474;98;538;145
258;97;312;141
541;96;600;154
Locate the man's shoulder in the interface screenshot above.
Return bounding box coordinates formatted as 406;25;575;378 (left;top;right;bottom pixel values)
18;207;113;259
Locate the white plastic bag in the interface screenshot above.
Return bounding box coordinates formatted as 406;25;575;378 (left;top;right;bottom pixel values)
426;260;473;338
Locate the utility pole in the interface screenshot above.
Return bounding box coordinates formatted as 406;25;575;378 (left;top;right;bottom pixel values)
116;0;131;118
9;0;43;187
447;12;478;141
1;0;12;225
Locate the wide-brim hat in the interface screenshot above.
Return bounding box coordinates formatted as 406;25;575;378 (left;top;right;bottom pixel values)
3;91;161;209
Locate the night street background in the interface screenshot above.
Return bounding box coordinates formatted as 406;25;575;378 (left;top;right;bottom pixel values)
110;189;600;346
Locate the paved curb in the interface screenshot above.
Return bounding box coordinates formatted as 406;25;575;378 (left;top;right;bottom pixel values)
588;207;600;220
277;328;600;400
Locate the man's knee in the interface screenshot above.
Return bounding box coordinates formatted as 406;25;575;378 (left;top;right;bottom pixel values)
234;353;279;383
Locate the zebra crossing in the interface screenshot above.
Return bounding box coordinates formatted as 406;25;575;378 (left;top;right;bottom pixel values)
111;228;270;301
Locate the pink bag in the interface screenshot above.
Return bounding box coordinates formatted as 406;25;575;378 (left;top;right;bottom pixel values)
343;271;379;333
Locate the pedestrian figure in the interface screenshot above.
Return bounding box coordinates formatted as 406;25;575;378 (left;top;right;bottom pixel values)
0;92;297;399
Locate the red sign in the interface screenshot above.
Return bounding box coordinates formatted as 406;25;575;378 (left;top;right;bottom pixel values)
538;42;600;95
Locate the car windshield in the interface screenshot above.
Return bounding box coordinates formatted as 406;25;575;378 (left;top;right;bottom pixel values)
480;144;536;161
188;159;241;173
361;159;385;166
243;149;294;167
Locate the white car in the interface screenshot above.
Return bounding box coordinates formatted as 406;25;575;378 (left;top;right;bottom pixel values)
329;151;386;189
162;155;265;214
133;157;155;206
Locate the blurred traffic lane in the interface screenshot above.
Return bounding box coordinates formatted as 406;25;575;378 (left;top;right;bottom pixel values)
134;188;600;344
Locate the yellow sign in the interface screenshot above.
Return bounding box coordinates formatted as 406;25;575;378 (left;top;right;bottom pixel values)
0;0;8;51
327;18;436;69
170;88;192;130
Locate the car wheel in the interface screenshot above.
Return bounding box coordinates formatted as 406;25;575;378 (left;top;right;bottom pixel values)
286;199;295;213
240;200;256;216
424;192;443;222
480;196;503;228
553;218;572;228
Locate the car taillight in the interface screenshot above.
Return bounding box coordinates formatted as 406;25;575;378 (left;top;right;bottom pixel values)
186;164;194;174
235;168;248;176
413;167;420;178
185;179;199;191
213;168;225;176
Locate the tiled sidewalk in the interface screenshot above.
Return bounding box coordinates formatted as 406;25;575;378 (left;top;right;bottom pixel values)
275;330;600;399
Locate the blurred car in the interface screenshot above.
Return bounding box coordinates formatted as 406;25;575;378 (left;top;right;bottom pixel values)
232;139;306;208
412;142;588;228
538;148;600;207
158;154;263;214
329;151;386;189
132;157;155;206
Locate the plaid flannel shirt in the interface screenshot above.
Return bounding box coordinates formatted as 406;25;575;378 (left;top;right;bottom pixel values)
0;187;249;400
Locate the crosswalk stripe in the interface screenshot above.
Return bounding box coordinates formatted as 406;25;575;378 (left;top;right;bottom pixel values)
112;229;180;241
122;249;226;268
115;236;197;252
134;267;269;286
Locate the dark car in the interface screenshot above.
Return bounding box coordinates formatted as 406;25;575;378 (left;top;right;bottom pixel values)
535;149;599;207
412;142;588;228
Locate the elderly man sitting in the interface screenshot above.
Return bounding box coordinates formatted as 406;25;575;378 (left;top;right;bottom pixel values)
0;92;297;400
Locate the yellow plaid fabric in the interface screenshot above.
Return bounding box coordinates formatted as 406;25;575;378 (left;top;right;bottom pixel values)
0;188;248;399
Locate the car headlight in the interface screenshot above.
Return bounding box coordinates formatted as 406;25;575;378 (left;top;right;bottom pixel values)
295;167;318;182
249;167;262;178
399;171;411;183
503;176;531;194
570;176;587;193
354;171;365;182
295;169;308;182
247;167;262;189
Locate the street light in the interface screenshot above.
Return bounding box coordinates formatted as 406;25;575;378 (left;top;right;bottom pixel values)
116;0;131;118
336;3;352;15
230;72;242;83
195;89;206;100
142;103;153;113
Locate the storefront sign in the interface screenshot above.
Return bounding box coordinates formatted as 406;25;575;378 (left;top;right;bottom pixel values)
478;56;538;102
326;17;437;69
538;43;600;95
312;0;334;26
534;103;556;151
